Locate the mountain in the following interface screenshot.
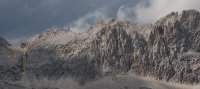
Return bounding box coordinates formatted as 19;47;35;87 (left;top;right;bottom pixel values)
23;9;200;85
24;19;152;84
1;9;200;89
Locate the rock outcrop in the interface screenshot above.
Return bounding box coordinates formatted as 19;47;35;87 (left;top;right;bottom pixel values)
144;9;200;84
23;9;200;84
0;37;23;81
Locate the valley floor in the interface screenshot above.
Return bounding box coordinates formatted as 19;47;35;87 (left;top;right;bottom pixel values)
1;74;199;89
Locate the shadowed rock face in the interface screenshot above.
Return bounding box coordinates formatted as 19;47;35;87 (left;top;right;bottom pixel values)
0;37;11;47
23;9;200;84
0;37;22;81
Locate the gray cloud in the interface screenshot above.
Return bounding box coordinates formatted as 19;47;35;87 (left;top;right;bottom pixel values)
117;5;136;22
1;0;200;45
115;0;200;23
0;0;140;44
69;8;108;32
2;0;200;44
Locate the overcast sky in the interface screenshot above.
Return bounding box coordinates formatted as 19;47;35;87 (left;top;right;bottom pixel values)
0;0;200;44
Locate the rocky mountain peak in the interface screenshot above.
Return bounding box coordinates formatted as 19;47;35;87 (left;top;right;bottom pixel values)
88;18;132;34
150;9;200;52
179;9;200;30
156;9;200;30
180;9;200;19
27;28;78;47
88;18;152;41
144;10;200;84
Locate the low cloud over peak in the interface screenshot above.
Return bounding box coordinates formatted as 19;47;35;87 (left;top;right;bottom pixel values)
133;0;200;23
1;0;200;44
69;8;107;32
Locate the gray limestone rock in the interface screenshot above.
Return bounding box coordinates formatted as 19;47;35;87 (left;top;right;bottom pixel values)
13;9;200;84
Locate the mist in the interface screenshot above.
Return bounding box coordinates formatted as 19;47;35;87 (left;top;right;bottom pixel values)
134;0;200;22
27;74;199;89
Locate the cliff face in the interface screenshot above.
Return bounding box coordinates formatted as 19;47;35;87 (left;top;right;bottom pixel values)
138;10;200;84
24;19;150;83
24;10;200;84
